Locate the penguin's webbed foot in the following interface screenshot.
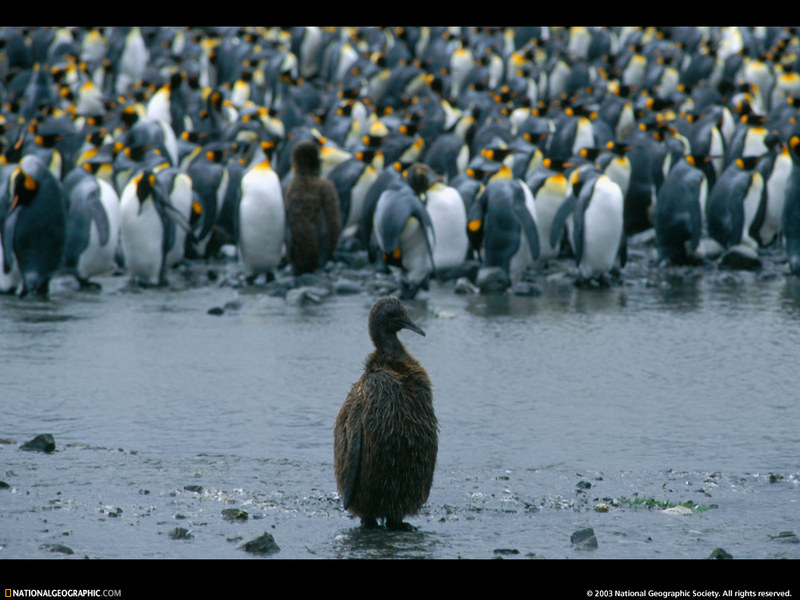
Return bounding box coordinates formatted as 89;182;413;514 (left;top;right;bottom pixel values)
386;520;416;532
78;278;102;292
360;517;379;529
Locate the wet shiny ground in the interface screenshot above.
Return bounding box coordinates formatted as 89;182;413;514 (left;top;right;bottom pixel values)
1;251;799;560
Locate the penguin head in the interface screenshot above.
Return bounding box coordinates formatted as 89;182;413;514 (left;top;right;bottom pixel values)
134;169;157;207
381;245;403;267
291;140;322;176
10;163;39;211
403;162;438;197
789;135;800;164
368;296;425;341
735;156;761;171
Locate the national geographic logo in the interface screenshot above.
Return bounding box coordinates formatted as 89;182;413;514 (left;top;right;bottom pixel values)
5;591;122;598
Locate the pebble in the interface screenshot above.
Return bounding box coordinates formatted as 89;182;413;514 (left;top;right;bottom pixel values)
570;527;598;549
240;532;280;555
168;527;193;540
221;508;249;521
20;434;56;453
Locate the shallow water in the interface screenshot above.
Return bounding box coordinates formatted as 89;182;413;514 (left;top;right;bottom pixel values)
1;253;799;561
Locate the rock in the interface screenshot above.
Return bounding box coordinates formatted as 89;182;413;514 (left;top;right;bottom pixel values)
570;527;598;549
207;306;225;315
594;503;610;512
41;543;74;555
576;480;592;490
493;548;520;556
0;481;10;489
768;531;799;543
241;532;280;555
222;508;249;521
720;245;762;271
20;434;55;453
708;547;733;559
184;485;203;493
169;527;193;540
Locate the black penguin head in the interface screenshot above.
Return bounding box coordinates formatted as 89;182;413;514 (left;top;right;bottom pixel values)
10;165;38;210
291;140;321;176
404;163;438;197
10;154;49;210
134;169;156;205
369;297;425;339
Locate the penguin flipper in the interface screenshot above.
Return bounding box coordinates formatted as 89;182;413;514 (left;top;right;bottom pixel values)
84;185;111;247
618;230;628;268
511;193;540;260
409;195;437;272
3;209;19;274
549;194;576;249
748;185;769;246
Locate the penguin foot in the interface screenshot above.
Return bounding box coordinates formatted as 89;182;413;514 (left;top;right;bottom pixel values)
360;517;380;529
386;520;416;532
78;278;102;292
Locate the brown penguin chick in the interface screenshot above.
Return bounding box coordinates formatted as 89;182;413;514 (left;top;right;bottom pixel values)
284;140;342;275
334;296;438;531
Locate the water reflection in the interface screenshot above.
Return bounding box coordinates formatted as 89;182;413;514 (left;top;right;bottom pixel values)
332;525;437;559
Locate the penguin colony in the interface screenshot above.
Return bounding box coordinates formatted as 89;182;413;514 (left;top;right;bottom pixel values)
2;27;800;298
2;26;800;530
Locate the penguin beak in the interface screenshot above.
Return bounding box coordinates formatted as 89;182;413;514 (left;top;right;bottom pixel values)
401;317;425;337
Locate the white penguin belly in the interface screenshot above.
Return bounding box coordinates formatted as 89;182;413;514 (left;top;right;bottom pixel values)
238;170;285;274
535;175;569;260
78;180;121;280
121;200;164;285
426;186;468;271
579;177;623;279
0;232;20;293
342;166;378;238
761;156;791;245
164;174;193;268
741;173;765;250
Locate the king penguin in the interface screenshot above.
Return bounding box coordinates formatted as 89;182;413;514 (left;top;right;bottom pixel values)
326;147;380;243
235;152;285;283
781;132;800;274
62;167;121;289
372;179;436;299
654;155;709;266
2;154;67;296
550;165;626;285
526;158;573;261
119;168;186;287
706;156;765;254
334;296;437;531
467;165;540;292
752;132;792;247
404;163;469;279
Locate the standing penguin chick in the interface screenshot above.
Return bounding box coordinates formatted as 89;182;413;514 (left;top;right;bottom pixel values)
284;140;342;275
334;296;438;531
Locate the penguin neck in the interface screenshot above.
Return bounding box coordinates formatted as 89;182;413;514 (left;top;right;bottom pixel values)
369;327;411;364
